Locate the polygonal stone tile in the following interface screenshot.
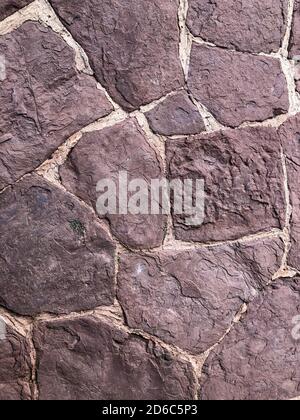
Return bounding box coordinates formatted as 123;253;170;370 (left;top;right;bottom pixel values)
289;1;300;91
0;0;33;20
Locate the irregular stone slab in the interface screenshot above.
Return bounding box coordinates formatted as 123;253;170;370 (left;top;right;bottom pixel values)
0;174;115;316
49;0;184;111
117;237;283;354
0;21;113;190
0;321;32;400
60;118;167;249
187;0;288;54
145;91;206;136
188;44;289;127
34;315;196;400
200;279;300;400
288;1;300;92
166;127;285;242
279;114;300;271
0;0;33;20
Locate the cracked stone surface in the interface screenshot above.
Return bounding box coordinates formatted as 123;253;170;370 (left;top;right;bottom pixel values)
60;118;167;249
0;21;113;190
200;279;300;400
0;0;33;20
33;315;197;400
188;44;289;127
187;0;288;54
166;127;285;243
0;174;115;316
145;91;206;136
117;237;283;354
289;0;300;58
49;0;184;111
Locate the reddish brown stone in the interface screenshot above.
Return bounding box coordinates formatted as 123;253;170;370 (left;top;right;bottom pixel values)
0;21;113;190
49;0;184;111
187;0;288;54
34;316;196;400
0;174;115;316
0;0;33;20
188;44;289;127
166;127;285;243
60;118;167;249
200;279;300;400
117;237;283;354
289;0;300;58
145;91;206;136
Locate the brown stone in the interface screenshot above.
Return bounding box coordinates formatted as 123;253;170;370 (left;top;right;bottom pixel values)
34;315;196;400
200;279;300;400
117;237;283;354
166;127;285;243
187;0;288;54
289;1;300;92
0;174;115;316
60;118;167;249
0;21;113;190
0;0;33;20
188;44;289;127
49;0;184;111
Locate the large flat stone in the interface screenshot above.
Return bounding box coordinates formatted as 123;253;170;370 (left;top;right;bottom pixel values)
0;0;33;20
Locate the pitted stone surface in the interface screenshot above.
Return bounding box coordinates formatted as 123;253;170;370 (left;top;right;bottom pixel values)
0;174;115;316
49;0;184;111
188;44;289;127
166;127;285;243
117;237;283;354
0;0;33;20
0;21;112;190
145;91;206;136
289;0;300;58
33;316;197;400
60;118;167;249
187;0;288;54
200;279;300;400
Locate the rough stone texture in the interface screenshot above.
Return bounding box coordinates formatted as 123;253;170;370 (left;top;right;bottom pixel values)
279;114;300;271
0;323;32;400
289;0;300;58
117;237;283;354
200;279;300;400
0;21;112;190
0;174;115;316
166;127;285;243
188;44;289;127
60;118;167;249
34;316;196;400
0;0;33;20
145;91;206;136
49;0;184;111
187;0;288;54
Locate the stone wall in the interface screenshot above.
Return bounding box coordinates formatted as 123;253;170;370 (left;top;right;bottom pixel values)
0;0;300;400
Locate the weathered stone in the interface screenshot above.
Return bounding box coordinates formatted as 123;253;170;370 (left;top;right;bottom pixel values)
289;1;300;92
0;0;33;20
117;237;283;354
60;118;167;249
0;21;113;190
166;127;285;242
0;174;115;316
49;0;184;111
187;0;288;54
34;315;196;400
0;321;32;400
145;91;205;136
188;44;289;127
279;114;300;271
200;279;300;400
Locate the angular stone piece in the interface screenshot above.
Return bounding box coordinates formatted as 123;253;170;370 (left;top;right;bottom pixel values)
289;0;300;58
188;44;289;127
279;114;300;270
117;237;283;354
60;118;167;249
0;0;33;20
200;279;300;400
49;0;184;111
187;0;288;54
166;127;285;243
145;91;206;136
0;174;115;316
0;321;32;400
34;316;196;400
0;21;113;190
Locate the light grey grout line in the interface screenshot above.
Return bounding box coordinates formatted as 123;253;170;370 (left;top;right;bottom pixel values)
178;0;192;81
28;324;39;400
